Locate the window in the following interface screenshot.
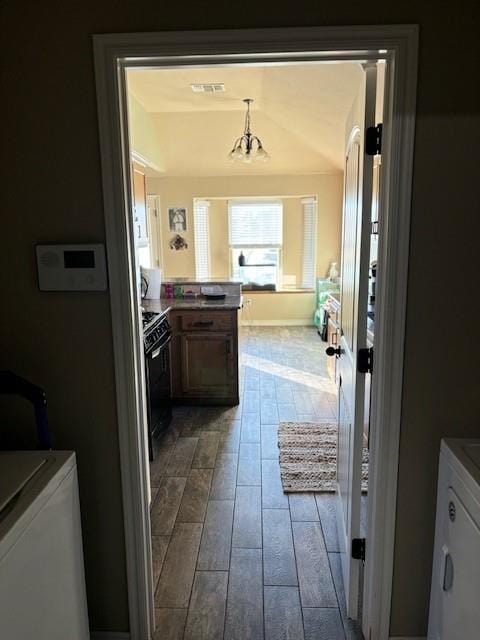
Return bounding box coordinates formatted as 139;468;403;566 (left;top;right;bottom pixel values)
229;200;283;289
301;197;318;289
193;199;210;279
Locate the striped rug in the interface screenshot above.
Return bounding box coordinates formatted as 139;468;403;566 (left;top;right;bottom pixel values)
278;421;369;492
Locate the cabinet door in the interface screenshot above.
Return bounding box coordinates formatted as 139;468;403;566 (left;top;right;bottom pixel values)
180;333;234;397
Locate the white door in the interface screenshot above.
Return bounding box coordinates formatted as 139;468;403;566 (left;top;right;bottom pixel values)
333;64;377;618
147;195;162;268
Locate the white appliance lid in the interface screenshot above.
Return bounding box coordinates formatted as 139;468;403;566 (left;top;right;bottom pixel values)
0;454;48;513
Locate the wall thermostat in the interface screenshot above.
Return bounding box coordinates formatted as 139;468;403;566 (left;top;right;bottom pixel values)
36;244;108;291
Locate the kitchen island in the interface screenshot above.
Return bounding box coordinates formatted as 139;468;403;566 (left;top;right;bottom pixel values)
142;291;242;405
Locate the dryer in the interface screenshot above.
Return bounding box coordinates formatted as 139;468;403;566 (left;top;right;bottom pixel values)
428;438;480;639
0;451;89;640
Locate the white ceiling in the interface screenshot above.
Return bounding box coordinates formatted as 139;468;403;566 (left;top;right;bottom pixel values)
127;62;363;176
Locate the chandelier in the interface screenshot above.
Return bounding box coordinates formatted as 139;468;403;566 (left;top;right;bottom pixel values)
228;98;269;163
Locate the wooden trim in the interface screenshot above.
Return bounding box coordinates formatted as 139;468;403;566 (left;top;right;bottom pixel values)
92;24;418;640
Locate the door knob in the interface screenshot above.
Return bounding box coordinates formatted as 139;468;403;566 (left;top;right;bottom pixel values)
326;346;342;357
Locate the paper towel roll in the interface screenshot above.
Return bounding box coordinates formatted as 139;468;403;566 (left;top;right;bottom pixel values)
141;267;162;299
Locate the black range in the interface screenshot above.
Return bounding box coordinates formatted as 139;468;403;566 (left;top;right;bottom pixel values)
142;310;172;460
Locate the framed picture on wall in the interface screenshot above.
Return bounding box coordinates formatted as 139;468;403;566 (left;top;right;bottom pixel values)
168;207;187;232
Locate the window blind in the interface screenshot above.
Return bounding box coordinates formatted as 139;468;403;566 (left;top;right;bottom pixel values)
228;200;283;247
301;197;318;289
193;200;210;279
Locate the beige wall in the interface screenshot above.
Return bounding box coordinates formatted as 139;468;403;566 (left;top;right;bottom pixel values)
240;291;316;324
164;196;310;285
151;109;342;175
147;174;342;323
127;93;164;170
1;2;479;637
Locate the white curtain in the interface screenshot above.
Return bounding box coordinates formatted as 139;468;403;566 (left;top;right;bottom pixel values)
194;200;210;279
301;197;318;289
228;200;283;247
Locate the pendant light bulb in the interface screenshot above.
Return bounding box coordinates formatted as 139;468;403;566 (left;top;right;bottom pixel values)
255;146;269;162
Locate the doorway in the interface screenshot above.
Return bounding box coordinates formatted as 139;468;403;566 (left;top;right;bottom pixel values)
128;56;374;636
93;25;417;640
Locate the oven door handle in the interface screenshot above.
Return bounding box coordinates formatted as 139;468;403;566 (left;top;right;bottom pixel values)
150;332;172;358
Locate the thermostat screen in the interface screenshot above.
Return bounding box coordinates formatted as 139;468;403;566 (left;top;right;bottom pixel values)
63;250;95;269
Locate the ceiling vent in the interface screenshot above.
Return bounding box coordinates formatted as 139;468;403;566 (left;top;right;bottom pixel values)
191;83;225;93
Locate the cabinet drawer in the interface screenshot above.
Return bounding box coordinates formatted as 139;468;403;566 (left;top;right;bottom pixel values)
179;311;233;332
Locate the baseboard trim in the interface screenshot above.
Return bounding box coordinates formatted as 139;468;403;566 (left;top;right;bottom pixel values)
240;319;314;326
389;636;427;639
90;633;130;640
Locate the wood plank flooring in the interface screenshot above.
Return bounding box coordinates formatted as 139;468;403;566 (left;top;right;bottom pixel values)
150;326;363;640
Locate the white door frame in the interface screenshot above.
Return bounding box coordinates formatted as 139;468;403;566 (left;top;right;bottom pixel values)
93;25;418;640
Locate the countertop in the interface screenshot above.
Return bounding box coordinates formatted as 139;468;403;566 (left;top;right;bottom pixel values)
142;295;243;314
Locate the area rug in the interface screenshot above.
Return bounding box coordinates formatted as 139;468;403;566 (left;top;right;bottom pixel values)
278;421;369;493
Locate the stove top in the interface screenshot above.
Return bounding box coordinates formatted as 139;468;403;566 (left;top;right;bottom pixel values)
142;311;159;330
142;310;171;353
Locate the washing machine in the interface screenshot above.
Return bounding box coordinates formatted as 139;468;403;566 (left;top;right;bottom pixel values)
0;451;90;640
428;438;480;639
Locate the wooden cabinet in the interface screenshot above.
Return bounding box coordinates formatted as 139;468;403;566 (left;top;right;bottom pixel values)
180;333;235;397
170;309;239;405
179;311;233;333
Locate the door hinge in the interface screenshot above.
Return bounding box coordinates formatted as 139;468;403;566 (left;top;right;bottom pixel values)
366;123;382;155
358;347;373;374
352;537;366;561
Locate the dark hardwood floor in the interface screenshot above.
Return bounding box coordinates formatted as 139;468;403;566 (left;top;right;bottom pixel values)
150;326;364;639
